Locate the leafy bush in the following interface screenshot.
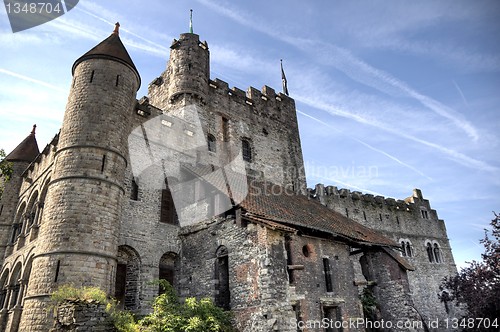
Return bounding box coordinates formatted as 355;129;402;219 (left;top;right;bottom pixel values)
138;280;235;332
50;281;235;332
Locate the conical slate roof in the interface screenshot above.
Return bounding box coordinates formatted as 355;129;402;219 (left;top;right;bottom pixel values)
5;125;39;162
71;23;140;88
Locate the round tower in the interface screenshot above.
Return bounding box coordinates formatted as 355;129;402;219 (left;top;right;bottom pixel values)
20;23;140;331
149;32;210;109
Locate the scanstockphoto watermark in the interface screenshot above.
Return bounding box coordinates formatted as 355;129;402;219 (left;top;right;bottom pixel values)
290;318;424;330
305;160;379;180
3;0;79;33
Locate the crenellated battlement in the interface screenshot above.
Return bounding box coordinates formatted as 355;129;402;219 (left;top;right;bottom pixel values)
208;78;294;109
307;183;439;218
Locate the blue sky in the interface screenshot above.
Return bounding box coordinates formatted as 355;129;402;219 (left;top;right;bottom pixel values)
1;1;499;269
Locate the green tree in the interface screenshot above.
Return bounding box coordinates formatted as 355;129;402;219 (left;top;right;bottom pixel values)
439;212;500;331
0;149;14;200
138;280;235;332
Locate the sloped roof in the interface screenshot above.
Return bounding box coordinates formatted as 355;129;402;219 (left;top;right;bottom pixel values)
181;163;396;247
5;125;39;162
240;181;398;247
72;23;140;89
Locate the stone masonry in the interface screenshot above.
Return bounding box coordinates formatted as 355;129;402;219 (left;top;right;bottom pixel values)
0;24;459;331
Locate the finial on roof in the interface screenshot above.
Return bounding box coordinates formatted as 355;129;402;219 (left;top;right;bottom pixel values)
113;22;120;35
31;124;37;135
189;9;193;33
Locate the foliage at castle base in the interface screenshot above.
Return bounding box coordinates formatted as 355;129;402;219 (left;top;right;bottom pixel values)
439;212;500;332
0;148;13;200
50;281;235;332
138;280;235;332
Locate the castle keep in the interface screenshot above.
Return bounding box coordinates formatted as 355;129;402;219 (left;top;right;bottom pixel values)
0;24;459;331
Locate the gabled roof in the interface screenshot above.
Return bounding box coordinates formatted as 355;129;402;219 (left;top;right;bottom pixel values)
240;182;398;247
72;23;140;89
5;125;39;163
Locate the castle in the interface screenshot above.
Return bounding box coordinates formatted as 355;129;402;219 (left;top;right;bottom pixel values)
0;24;460;331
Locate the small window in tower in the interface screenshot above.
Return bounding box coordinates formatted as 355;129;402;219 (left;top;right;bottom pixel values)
207;134;216;152
363;211;367;221
379;213;382;221
345;208;349;218
242;139;252;162
90;70;95;83
115;75;120;87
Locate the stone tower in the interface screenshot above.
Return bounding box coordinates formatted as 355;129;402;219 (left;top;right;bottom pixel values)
19;24;140;331
149;32;210;110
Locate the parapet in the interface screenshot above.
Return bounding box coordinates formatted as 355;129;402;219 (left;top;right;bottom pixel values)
307;183;431;213
207;78;296;119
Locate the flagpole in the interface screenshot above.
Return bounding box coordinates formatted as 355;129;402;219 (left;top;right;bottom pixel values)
190;9;193;33
281;59;289;96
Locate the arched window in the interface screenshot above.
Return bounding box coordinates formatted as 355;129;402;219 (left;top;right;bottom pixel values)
207;134;216;152
406;242;412;257
433;243;441;263
115;246;141;310
26;191;39;228
0;269;9;310
159;252;179;293
400;240;412;257
242;139;252;162
9;263;22;309
426;242;434;263
11;203;26;243
215;246;230;309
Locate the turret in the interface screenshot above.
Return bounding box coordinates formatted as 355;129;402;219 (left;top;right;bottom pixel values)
0;126;39;262
149;32;210;108
19;24;140;331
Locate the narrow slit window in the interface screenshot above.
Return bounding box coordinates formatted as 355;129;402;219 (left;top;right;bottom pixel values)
323;258;333;292
115;75;120;86
54;260;61;282
90;70;95;83
101;155;106;173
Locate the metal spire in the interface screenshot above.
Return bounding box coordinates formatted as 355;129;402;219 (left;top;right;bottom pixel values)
189;9;193;33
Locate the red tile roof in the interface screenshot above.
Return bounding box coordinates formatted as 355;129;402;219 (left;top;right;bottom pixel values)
240;181;398;247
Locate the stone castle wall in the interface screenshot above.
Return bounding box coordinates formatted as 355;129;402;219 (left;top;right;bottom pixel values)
309;184;459;328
